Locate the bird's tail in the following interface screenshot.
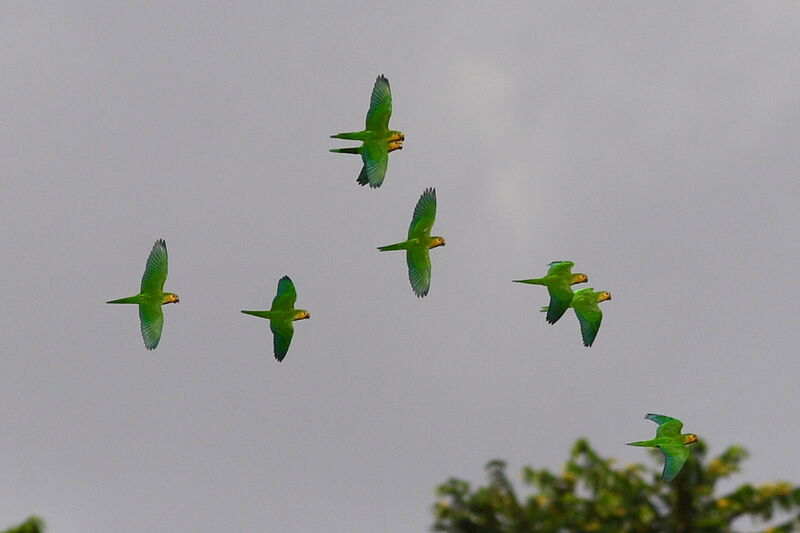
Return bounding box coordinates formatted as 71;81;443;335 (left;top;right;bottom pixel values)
513;277;547;285
106;295;140;304
330;147;360;154
626;440;657;447
331;132;366;140
377;241;408;252
241;310;274;319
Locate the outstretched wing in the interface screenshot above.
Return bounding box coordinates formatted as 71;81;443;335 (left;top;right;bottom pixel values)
645;413;679;426
358;141;389;188
658;445;690;482
647;414;684;438
546;261;574;277
139;302;164;350
365;75;392;131
270;319;295;362
545;285;574;324
271;276;298;311
140;239;168;295
407;248;432;297
573;301;603;347
408;188;437;239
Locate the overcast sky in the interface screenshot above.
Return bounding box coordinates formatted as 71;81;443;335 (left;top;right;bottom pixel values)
1;3;799;532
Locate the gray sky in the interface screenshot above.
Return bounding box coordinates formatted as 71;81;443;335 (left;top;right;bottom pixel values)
1;3;799;532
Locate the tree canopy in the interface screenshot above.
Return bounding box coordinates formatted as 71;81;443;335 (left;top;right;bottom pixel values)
433;439;800;532
1;517;44;533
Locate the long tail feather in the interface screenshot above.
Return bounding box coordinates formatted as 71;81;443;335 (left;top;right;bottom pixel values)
331;132;366;140
330;147;360;154
241;310;273;319
377;241;408;252
106;295;141;304
513;278;547;285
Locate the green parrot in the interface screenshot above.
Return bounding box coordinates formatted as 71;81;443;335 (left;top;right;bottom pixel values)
378;187;445;297
330;74;404;188
627;413;699;482
106;239;179;350
241;276;310;362
541;288;611;346
513;261;588;324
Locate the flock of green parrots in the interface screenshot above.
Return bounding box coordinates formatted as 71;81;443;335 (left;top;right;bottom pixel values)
106;75;698;482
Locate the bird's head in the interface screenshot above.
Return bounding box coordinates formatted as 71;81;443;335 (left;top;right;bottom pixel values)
388;140;404;152
389;132;405;142
429;236;446;249
597;291;612;302
683;433;699;445
572;273;589;285
294;310;311;321
163;293;180;304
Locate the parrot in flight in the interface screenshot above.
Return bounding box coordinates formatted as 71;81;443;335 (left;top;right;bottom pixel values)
378;187;445;297
627;413;698;482
513;261;588;324
541;288;611;346
241;276;310;362
107;239;179;350
330;74;404;188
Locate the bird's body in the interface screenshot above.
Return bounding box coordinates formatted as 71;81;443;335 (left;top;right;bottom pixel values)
241;276;310;362
106;239;179;350
627;413;698;482
514;261;588;324
330;75;403;188
378;188;444;297
541;287;611;346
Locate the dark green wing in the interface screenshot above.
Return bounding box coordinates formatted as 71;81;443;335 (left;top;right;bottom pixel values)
408;187;437;239
658;445;690;482
572;300;603;347
365;75;392;131
358;141;389;188
546;261;574;277
271;276;297;311
140;239;168;295
407;247;432;297
650;417;684;439
139;302;164;350
645;413;680;426
356;164;369;187
270;319;294;362
545;284;574;324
